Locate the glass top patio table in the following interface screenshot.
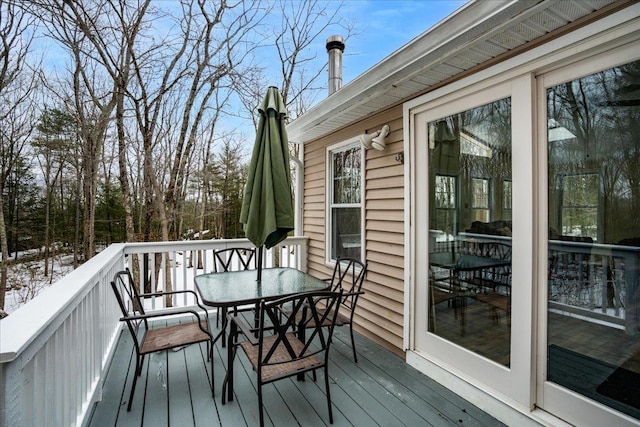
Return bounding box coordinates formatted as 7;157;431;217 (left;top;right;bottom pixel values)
194;267;330;307
430;252;510;271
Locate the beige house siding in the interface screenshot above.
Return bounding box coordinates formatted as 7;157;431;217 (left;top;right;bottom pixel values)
302;108;406;356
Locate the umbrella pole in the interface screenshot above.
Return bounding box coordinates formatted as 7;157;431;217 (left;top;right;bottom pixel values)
257;245;263;281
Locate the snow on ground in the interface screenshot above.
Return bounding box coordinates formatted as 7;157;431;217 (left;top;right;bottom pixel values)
2;246;266;314
3;251;76;314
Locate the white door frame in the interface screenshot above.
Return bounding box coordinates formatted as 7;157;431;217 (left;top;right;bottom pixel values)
407;76;535;406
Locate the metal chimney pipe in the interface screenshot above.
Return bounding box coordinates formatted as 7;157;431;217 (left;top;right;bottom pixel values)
326;35;345;96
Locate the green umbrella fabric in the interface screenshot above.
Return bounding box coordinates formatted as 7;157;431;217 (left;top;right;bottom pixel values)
240;86;294;250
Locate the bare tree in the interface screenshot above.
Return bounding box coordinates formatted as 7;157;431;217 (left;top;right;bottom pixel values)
275;0;346;119
183;90;229;241
236;0;353;126
36;0;150;261
0;0;39;310
119;0;265;302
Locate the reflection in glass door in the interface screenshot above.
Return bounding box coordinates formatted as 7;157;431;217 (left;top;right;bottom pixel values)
546;59;640;421
428;98;513;366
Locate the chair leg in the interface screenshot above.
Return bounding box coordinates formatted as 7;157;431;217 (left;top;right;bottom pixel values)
258;383;264;427
210;345;215;398
221;307;228;348
223;331;235;404
137;354;146;375
324;365;334;424
127;355;142;411
349;326;358;364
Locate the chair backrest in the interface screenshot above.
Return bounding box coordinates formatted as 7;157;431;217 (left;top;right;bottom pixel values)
111;269;147;348
329;257;367;312
484;242;512;260
214;247;257;272
258;291;342;378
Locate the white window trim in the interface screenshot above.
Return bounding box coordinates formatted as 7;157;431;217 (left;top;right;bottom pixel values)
325;137;365;266
471;176;491;222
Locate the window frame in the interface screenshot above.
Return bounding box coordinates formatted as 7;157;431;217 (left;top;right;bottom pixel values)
434;174;459;238
409;78;519;396
557;172;600;241
325;138;365;264
471;177;491;222
503;180;512;210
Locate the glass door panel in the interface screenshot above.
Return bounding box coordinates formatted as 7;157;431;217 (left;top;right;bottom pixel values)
546;59;640;421
428;98;513;366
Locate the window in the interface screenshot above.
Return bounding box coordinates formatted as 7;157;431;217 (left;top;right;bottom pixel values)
328;143;362;260
559;173;599;240
503;180;512;210
502;180;512;221
471;177;490;222
434;174;457;238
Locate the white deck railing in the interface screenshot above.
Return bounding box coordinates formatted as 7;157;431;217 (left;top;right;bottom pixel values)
0;237;308;427
548;239;640;333
460;232;640;331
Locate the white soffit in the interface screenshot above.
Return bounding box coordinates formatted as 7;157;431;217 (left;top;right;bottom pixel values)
287;0;626;144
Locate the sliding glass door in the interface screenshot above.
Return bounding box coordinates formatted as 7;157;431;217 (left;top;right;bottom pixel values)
540;53;640;426
413;81;525;394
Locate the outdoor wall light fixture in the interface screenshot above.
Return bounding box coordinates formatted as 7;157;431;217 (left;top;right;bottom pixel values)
359;124;390;151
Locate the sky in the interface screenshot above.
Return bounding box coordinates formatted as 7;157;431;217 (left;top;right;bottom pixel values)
31;1;469;150
34;0;468;107
327;1;467;84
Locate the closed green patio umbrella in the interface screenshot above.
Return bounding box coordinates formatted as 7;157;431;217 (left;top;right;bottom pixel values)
240;86;294;280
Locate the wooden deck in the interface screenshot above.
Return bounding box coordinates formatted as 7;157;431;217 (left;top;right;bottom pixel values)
87;317;506;427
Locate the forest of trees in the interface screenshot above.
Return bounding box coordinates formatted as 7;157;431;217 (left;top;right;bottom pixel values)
0;0;354;309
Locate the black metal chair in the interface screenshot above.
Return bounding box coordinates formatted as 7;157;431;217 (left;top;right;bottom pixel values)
110;269;214;411
320;257;367;363
214;247;257;273
225;290;343;426
428;265;459;333
213;247;257;327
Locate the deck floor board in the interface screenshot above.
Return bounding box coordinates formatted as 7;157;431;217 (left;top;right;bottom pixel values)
337;332;496;427
88;315;506;427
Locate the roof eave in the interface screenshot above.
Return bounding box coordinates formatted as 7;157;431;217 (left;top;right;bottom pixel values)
287;0;539;143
